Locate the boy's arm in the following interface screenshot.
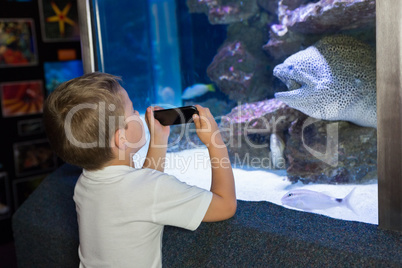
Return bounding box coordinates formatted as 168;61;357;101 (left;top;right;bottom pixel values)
192;105;237;222
142;107;170;172
203;142;236;221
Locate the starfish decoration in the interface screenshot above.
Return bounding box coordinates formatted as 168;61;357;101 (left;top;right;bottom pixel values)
46;1;75;36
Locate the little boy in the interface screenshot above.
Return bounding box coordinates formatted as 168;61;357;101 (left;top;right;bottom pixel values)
43;72;236;267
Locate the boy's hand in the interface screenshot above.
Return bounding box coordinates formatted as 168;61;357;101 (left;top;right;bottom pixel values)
192;105;223;148
145;106;170;144
143;106;170;171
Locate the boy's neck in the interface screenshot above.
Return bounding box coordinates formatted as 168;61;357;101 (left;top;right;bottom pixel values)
106;145;142;169
106;154;137;168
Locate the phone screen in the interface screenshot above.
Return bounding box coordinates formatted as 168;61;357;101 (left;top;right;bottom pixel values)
153;106;198;126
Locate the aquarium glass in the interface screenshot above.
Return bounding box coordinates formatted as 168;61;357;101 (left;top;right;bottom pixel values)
88;0;377;224
92;0;155;112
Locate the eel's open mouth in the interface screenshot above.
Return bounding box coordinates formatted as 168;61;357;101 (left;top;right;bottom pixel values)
283;78;302;91
273;65;303;91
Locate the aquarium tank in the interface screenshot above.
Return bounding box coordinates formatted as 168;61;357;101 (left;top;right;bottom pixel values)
81;0;377;224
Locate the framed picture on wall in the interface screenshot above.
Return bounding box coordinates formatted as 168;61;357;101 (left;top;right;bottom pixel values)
13;139;57;177
1;80;44;118
57;48;77;61
17;118;44;136
0;18;38;67
44;60;83;94
13;174;47;209
38;0;80;42
0;173;11;220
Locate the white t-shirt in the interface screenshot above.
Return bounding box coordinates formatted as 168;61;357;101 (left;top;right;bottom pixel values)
73;165;213;268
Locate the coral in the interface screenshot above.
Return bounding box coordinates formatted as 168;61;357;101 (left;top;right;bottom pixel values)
263;27;315;60
220;98;302;133
219;98;304;169
207;23;273;102
257;0;280;14
167;98;235;153
279;0;376;34
274;35;376;128
187;0;260;24
285;117;377;184
263;0;375;59
279;0;314;10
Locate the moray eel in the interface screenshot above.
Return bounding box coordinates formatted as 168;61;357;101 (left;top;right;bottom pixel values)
274;35;376;128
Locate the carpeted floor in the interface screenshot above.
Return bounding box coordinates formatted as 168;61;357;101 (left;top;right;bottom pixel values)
162;200;402;267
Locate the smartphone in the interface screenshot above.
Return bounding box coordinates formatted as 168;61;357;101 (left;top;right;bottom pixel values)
153;106;199;126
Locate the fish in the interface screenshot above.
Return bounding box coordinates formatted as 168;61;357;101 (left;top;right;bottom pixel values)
181;83;215;99
270;133;285;169
273;35;376;128
158;86;175;104
281;188;356;213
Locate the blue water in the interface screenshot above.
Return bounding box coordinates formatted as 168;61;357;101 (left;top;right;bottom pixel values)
92;0;228;113
93;0;154;112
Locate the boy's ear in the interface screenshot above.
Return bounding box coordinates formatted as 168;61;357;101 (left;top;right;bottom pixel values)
113;128;127;150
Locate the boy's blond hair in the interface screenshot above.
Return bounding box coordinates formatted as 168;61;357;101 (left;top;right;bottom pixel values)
43;72;127;170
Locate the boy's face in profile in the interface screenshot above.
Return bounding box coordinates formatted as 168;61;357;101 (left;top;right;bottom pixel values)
119;87;146;154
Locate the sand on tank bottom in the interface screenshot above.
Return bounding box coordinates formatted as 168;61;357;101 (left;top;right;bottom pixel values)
134;145;378;225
